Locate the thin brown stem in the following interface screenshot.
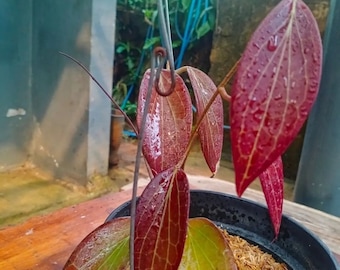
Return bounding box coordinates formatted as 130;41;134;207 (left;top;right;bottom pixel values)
218;86;231;102
59;52;139;135
217;59;240;102
129;47;162;269
175;66;188;75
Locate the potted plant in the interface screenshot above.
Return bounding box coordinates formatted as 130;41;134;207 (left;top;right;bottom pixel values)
63;0;338;269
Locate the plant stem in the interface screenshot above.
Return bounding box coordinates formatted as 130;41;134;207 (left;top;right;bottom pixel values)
217;59;240;102
157;0;176;96
59;52;139;135
176;65;188;75
129;52;158;269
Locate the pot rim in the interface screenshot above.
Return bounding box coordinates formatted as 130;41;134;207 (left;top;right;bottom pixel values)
106;189;339;269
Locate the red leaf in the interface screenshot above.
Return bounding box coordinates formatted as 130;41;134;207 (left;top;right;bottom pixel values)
230;0;322;195
187;67;224;175
259;157;284;237
134;168;190;270
137;69;193;175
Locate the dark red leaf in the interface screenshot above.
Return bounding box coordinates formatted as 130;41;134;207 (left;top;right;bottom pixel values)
230;0;322;195
134;168;190;270
137;69;193;175
187;67;224;175
259;157;284;237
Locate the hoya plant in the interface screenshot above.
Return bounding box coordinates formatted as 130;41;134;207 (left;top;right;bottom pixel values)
64;0;322;269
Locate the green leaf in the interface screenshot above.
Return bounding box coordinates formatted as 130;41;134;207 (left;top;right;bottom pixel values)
196;21;211;39
179;218;238;270
116;44;127;54
64;217;130;270
143;9;154;21
126;58;135;70
172;40;182;48
124;101;137;116
180;0;191;11
143;37;161;50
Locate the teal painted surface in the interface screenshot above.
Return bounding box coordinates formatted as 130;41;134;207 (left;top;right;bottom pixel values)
87;0;117;176
31;0;116;182
31;0;92;181
0;0;116;183
0;1;33;168
294;0;340;217
32;0;91;123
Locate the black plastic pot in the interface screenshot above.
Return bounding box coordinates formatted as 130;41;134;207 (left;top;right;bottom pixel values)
106;190;339;270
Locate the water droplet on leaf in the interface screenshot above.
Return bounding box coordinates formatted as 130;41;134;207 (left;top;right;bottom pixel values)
312;52;320;63
309;80;319;89
283;76;288;87
253;110;263;121
308;87;317;93
285;122;292;129
274;94;282;100
267;35;278;51
300;106;308;117
253;42;260;49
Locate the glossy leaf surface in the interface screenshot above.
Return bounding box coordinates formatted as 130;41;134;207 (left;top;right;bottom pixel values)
230;0;322;195
134;168;190;270
64;217;130;270
187;67;224;175
259;156;284;237
179;217;238;270
137;69;192;175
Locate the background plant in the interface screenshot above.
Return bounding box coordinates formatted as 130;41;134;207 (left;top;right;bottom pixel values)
113;0;216;119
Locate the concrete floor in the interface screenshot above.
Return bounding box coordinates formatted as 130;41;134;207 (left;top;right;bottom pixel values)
0;139;295;229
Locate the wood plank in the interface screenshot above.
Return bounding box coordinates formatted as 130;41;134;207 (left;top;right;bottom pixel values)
0;188;143;270
0;177;339;270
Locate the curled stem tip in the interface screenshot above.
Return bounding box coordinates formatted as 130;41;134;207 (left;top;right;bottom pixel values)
217;59;240;102
153;47;176;96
